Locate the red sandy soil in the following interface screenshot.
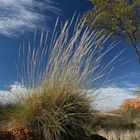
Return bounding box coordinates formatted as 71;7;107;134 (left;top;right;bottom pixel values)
0;128;39;140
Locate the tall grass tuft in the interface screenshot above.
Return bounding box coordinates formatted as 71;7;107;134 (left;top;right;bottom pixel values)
7;16;120;140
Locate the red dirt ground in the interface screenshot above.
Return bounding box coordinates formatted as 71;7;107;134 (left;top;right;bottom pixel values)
0;128;39;140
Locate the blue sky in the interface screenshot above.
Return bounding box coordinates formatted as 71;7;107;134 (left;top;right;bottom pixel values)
0;0;91;89
0;0;140;97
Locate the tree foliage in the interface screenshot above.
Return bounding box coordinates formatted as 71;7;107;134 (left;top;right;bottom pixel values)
83;0;140;63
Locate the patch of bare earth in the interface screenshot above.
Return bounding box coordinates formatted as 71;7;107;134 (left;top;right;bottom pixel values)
0;128;41;140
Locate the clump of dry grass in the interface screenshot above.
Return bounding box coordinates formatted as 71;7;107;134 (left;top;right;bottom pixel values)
5;16;120;140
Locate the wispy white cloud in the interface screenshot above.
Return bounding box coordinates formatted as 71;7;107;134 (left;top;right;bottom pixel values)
0;82;25;104
0;0;59;36
92;86;137;112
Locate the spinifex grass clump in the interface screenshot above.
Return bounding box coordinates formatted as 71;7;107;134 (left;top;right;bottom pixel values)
8;16;119;140
11;85;93;140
